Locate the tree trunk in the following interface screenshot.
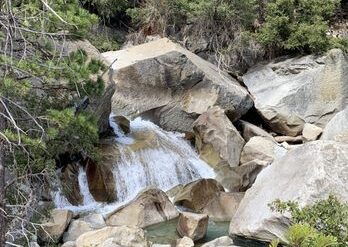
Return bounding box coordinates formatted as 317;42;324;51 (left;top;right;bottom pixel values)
0;101;6;247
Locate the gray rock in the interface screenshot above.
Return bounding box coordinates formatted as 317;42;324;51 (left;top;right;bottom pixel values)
63;219;96;242
201;236;234;247
174;179;224;212
76;226;148;247
102;38;253;132
240;136;287;166
39;209;73;243
215;162;264;192
62;241;76;247
203;192;244;221
29;242;40;247
274;135;303;144
238;120;274;142
229;141;348;242
176;237;194;247
244;49;348;136
194;106;245;168
177;212;209;241
82;213;106;229
321;107;348;143
302;123;323;142
106;187;178;228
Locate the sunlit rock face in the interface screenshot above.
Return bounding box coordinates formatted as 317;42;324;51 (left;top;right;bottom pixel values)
102;38;253;133
193;106;245;168
229;141;348;242
321;106;348;143
243;49;348;136
106;187;179;228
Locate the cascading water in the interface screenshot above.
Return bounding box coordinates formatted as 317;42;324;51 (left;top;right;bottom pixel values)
54;115;215;214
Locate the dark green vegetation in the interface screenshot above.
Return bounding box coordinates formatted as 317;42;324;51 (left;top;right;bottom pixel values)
127;0;347;73
270;195;348;247
0;0;108;244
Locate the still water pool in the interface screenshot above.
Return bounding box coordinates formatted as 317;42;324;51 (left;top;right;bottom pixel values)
145;219;267;246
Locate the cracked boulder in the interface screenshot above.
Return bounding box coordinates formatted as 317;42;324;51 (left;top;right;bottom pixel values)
106;187;178;228
102;38;253;133
243;49;348;136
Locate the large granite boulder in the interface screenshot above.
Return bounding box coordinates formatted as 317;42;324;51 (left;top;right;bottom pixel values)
39;209;73;243
244;49;348;136
215;163;264;192
203;192;244;221
240;136;287;166
76;226;148;247
229;141;348;242
193;106;245;168
321;107;348;143
106;187;178;228
86;159;116;202
102;38;253;133
174;179;224;212
63;220;93;243
63;213;106;242
176;212;209;241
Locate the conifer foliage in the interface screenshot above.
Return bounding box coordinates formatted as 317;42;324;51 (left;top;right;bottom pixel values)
0;0;107;245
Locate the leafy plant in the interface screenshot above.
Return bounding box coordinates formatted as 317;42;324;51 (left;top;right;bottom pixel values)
257;0;342;53
270;195;348;246
271;223;338;247
81;0;130;21
14;0;99;38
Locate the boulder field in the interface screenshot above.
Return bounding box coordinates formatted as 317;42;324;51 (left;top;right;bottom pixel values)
45;39;348;247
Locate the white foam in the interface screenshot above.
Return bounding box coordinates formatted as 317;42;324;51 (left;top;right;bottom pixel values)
53;115;215;215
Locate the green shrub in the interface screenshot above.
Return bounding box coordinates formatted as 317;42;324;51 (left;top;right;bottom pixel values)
14;0;99;38
81;0;130;21
258;0;341;53
270;195;348;246
127;0;259;74
271;223;338;247
47;109;99;160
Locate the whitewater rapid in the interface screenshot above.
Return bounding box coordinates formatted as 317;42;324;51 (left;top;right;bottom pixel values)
53;116;215;214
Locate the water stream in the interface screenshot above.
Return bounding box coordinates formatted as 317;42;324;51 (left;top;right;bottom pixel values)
53;116;215;214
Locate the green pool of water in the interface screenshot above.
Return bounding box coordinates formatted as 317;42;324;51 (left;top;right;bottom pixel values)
145;218;267;246
145;219;229;246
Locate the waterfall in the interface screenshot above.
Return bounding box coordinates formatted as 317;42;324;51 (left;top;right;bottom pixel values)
54;116;215;214
53;167;102;212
